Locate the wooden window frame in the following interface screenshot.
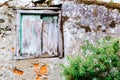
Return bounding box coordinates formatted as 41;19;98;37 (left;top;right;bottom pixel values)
15;7;63;59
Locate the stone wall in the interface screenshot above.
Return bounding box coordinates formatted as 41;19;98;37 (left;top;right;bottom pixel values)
63;1;120;55
0;0;120;80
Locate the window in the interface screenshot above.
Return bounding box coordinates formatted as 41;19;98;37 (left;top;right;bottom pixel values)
15;7;63;59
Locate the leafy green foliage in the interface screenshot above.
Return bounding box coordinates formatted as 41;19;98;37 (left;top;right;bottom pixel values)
61;37;120;80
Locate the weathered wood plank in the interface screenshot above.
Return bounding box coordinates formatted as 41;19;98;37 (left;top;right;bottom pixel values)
42;16;58;56
21;15;42;56
17;10;59;14
19;7;61;10
16;13;21;57
52;16;59;56
58;11;63;58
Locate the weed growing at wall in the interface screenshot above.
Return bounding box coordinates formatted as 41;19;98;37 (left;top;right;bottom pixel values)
61;37;120;80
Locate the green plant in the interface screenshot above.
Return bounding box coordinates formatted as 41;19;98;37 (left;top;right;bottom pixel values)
61;37;120;80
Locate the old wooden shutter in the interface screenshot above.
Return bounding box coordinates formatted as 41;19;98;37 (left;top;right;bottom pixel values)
42;16;58;56
20;14;42;57
15;9;63;59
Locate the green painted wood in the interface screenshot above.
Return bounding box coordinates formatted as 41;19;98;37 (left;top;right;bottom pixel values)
20;14;42;56
20;14;22;55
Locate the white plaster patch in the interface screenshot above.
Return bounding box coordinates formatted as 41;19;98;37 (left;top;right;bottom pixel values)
52;0;62;5
100;0;120;3
0;0;8;4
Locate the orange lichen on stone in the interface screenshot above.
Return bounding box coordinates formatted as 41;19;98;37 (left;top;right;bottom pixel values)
33;63;39;75
39;65;48;74
11;47;15;52
33;63;39;69
36;76;41;80
13;69;23;75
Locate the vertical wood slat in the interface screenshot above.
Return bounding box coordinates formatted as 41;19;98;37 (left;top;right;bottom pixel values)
53;16;59;56
42;16;58;56
21;15;42;57
16;12;21;58
58;11;63;58
42;17;53;55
